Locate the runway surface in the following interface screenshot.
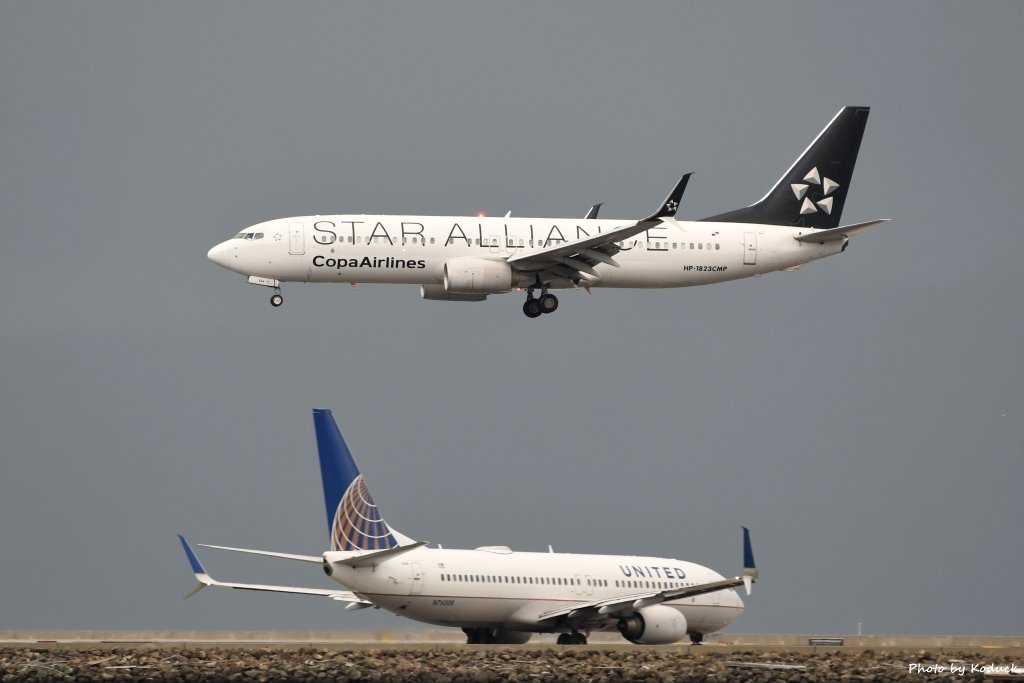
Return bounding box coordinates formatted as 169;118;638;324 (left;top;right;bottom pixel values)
2;631;1021;654
1;635;1022;682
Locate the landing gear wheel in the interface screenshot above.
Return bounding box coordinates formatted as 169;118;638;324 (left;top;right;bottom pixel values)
463;628;496;644
523;299;542;318
539;293;558;313
270;292;283;307
557;632;587;645
688;631;704;645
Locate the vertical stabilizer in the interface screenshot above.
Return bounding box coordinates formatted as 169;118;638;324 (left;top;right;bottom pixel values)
312;409;403;551
702;106;870;229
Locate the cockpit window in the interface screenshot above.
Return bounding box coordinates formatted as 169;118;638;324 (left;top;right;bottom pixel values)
234;232;265;240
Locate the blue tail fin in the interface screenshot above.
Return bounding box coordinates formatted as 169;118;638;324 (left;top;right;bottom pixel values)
313;409;400;552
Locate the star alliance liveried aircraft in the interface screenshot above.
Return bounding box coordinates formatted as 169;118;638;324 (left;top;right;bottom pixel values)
179;409;757;645
207;106;888;318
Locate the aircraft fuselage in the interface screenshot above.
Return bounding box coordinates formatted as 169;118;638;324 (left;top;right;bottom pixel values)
209;215;842;289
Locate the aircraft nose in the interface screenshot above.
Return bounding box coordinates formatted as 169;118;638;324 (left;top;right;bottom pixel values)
207;241;234;269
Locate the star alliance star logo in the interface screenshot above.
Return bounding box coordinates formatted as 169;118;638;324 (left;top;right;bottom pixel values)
791;167;839;215
665;199;679;213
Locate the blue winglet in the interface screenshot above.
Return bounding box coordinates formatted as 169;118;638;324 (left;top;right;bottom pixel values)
178;534;206;575
742;527;755;570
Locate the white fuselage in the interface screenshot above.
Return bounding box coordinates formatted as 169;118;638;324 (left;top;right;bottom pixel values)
324;545;743;634
208;215;844;290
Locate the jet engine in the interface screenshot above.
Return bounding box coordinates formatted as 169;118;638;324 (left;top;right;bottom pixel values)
443;257;513;295
420;284;487;302
616;606;688;645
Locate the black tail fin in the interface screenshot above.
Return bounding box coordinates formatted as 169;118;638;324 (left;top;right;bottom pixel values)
701;106;869;229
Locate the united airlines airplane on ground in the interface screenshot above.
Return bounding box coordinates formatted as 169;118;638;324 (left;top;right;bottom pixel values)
207;107;887;317
179;409;757;645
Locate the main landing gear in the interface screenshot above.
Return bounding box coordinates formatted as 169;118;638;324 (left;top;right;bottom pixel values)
556;632;588;645
522;289;559;318
270;288;283;307
462;627;497;644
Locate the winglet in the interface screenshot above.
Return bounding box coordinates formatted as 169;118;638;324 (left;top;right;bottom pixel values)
584;203;603;220
645;173;692;222
741;527;758;595
178;534;213;599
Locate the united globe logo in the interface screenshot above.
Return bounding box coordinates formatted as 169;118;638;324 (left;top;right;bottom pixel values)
331;475;398;551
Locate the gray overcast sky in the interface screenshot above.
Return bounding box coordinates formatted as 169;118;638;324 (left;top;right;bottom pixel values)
1;2;1021;636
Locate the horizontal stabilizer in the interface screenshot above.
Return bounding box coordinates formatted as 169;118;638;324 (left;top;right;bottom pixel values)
177;535;372;607
332;541;427;568
198;543;322;564
794;219;889;244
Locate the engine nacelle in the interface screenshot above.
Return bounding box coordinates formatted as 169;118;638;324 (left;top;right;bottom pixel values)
420;284;487;302
493;629;532;644
443;257;513;295
617;606;688;645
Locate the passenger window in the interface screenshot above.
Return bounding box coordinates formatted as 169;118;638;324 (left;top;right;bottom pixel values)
698;243;703;249
715;243;720;250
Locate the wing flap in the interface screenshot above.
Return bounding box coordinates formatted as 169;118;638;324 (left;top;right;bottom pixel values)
537;578;747;622
507;219;654;270
507;174;692;282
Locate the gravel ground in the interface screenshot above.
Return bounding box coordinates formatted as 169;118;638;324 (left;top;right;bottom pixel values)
2;646;1021;682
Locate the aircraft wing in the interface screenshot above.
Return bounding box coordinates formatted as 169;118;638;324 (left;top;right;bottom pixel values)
178;535;373;609
507;175;692;282
537;527;757;625
536;576;749;624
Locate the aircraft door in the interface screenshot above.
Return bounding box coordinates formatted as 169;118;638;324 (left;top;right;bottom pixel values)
409;562;424;596
289;221;305;255
743;232;757;265
488;235;501;254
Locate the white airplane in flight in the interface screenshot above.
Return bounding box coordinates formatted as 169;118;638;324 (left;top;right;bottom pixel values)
179;409;757;645
207;106;887;318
